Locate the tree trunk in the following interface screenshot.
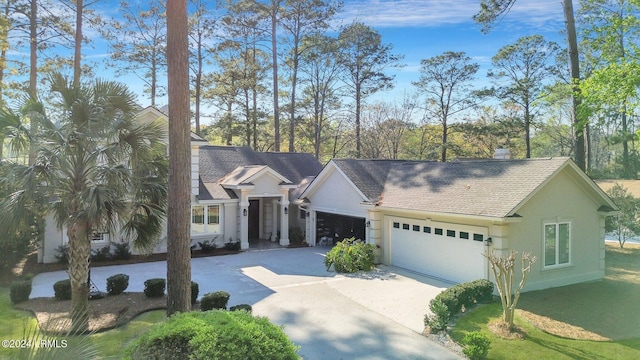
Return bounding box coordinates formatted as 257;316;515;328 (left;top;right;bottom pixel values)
28;0;37;166
525;105;531;158
441;122;448;162
289;49;299;152
166;0;192;316
73;0;83;88
67;223;90;333
563;0;585;171
0;1;8;104
355;83;361;158
194;31;203;136
271;4;280;151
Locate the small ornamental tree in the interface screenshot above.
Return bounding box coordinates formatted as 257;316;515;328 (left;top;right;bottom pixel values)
605;183;640;249
484;249;536;329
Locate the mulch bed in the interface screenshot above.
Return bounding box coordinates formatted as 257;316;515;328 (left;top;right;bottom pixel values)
15;292;198;334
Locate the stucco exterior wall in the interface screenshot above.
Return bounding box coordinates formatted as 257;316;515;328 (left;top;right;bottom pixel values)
506;168;605;291
42;215;67;263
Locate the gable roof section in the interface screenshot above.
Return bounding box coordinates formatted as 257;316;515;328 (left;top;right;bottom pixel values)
331;159;401;201
302;157;616;219
198;146;322;200
137;106;207;143
220;165;293;187
380;157;616;218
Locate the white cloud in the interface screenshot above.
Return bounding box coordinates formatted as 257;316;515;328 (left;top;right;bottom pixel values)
338;0;564;29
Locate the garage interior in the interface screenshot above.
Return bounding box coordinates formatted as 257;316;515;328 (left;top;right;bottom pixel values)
316;211;366;246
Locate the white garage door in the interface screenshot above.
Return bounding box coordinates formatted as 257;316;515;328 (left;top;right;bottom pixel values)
389;217;486;283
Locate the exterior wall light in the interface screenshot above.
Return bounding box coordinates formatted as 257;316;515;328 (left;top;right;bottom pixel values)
284;206;288;215
243;208;248;216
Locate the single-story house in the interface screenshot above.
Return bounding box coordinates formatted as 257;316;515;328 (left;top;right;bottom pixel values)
39;106;618;292
298;157;618;291
40;107;323;263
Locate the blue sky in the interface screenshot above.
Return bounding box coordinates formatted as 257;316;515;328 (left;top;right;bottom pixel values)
335;0;569;101
85;0;570;113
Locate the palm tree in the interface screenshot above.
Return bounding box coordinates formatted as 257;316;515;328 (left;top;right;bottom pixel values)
0;101;31;161
0;73;168;332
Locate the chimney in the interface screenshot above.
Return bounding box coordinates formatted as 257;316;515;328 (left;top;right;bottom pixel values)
494;148;511;160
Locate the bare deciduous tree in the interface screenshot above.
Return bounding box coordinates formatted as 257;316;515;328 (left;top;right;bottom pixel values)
484;249;537;329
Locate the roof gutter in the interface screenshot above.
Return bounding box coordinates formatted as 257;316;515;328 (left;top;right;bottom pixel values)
374;205;522;223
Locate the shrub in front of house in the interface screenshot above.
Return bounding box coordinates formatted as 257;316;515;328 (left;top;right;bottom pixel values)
191;281;199;304
91;245;112;262
54;244;70;264
200;291;230;311
224;239;241;251
462;331;491;360
423;298;450;332
289;227;305;245
53;279;72;301
197;239;217;253
424;279;494;333
124;310;299;360
230;304;253;313
10;280;32;304
110;241;131;260
144;278;166;298
324;237;376;273
106;274;130;295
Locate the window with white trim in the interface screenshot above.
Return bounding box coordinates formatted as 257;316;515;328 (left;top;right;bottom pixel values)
191;205;221;234
544;222;570;267
91;231;108;243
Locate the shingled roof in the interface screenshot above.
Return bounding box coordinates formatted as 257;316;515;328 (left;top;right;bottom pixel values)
198;146;323;200
330;157;603;218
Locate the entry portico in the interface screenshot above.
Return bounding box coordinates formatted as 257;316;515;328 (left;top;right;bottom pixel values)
219;165;297;248
192;146;323;251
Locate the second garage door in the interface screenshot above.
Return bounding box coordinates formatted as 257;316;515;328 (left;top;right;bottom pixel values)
389;216;486;283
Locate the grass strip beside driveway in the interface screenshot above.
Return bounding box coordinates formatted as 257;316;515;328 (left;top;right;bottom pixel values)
450;243;640;358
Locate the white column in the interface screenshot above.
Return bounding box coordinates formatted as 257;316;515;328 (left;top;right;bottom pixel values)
306;209;315;246
279;197;290;246
271;199;278;242
239;191;250;250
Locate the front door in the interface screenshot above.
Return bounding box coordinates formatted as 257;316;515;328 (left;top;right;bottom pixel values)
248;199;260;239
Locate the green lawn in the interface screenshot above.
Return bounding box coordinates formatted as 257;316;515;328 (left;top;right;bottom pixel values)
450;303;640;360
90;310;166;359
450;244;640;359
0;287;166;359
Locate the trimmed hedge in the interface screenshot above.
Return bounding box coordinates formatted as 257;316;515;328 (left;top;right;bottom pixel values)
191;281;199;304
144;278;166;298
10;280;32;304
125;310;299;360
106;274;130;295
200;291;230;311
230;304;253;313
424;279;494;332
53;279;72;301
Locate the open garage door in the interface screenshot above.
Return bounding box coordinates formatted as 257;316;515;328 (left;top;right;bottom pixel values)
316;212;366;245
388;216;486;283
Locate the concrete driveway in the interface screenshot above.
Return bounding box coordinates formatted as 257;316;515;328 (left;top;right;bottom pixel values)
30;247;461;360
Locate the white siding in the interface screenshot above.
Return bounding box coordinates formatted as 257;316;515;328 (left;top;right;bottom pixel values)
308;168;367;217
